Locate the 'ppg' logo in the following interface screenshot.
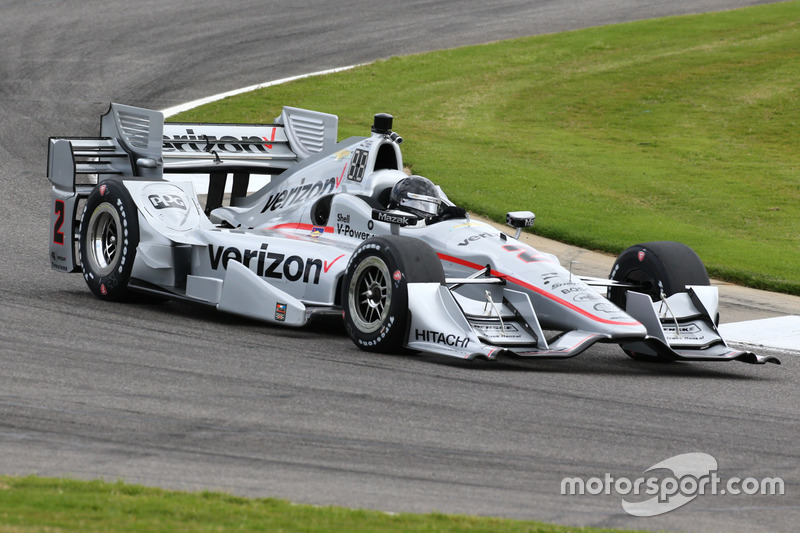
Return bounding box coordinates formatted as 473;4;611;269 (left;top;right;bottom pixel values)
148;194;186;210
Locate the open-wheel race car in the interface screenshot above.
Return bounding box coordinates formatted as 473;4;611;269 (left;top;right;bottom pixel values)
47;103;779;365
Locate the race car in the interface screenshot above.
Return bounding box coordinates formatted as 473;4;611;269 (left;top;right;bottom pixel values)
47;103;779;365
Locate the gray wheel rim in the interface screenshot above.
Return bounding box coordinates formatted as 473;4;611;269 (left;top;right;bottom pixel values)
348;256;392;334
87;202;122;276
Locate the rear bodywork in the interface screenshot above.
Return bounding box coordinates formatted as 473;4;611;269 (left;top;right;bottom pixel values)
47;103;779;365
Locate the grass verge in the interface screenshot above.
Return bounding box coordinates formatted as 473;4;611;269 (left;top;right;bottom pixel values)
0;476;645;533
173;1;800;295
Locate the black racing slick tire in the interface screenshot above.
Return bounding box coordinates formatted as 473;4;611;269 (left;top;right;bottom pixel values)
609;241;710;308
608;241;710;362
78;179;139;301
342;236;445;353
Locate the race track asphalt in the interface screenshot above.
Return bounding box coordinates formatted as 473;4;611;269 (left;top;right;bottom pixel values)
1;2;797;532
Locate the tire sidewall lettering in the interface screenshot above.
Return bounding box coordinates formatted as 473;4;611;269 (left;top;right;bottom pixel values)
79;180;139;300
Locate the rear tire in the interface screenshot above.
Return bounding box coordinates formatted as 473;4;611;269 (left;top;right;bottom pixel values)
342;236;444;353
79;179;139;301
609;241;710;362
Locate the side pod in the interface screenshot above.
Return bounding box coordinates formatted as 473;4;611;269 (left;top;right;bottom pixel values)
217;260;308;327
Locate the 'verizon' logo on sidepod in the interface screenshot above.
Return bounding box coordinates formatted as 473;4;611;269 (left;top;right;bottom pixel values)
207;243;344;285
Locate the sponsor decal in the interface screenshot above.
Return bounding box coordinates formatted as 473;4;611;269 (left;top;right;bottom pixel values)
415;329;470;348
336;223;377;240
663;323;702;334
148;193;187;211
662;323;706;340
99;184;107;196
261;176;339;213
346;243;382;273
163;127;278;153
100;284;107;295
593;302;621;314
473;323;523;339
310;226;324;238
332;149;351;161
474;324;519;333
51;251;66;262
638;250;646;262
393;270;402;282
371;209;417;226
358;315;394;347
450;222;485;231
275;303;287;322
207;243;343;284
574;292;602;302
507;213;536;227
456;232;498;246
560;287;582;295
551;282;580;289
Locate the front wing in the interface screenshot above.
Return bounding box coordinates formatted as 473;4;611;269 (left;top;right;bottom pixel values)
405;283;611;360
403;283;780;364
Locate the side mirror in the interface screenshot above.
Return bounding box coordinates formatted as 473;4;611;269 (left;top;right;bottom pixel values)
506;211;535;239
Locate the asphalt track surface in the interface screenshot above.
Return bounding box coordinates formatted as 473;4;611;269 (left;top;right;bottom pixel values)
1;1;797;531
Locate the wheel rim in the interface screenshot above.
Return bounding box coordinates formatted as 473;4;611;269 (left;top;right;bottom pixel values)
87;203;122;276
611;268;658;308
623;269;659;300
348;256;391;334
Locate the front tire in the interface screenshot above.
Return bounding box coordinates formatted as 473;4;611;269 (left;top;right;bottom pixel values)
608;241;710;362
342;236;444;353
79;179;139;301
609;241;709;308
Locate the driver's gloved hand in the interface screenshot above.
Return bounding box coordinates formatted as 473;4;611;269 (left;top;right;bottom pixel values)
427;205;467;224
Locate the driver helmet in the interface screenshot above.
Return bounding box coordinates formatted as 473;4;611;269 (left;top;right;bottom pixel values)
388;175;442;217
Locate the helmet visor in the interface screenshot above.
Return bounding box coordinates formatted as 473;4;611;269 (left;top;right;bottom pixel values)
401;192;441;216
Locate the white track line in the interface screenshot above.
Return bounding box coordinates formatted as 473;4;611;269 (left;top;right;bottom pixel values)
720;316;800;354
161;65;362;118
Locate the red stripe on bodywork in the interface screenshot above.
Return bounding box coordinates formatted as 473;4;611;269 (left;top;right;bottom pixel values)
263;223;333;233
437;253;641;327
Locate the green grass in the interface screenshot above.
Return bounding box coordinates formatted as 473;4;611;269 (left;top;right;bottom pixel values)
174;1;800;295
0;476;644;533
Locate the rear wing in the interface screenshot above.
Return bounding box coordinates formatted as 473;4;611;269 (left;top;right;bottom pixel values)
47;102;338;273
163;106;338;173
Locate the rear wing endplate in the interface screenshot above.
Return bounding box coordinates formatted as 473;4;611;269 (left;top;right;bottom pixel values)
47;104;164;272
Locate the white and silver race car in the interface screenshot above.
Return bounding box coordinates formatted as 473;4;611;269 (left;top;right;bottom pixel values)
47;103;778;365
